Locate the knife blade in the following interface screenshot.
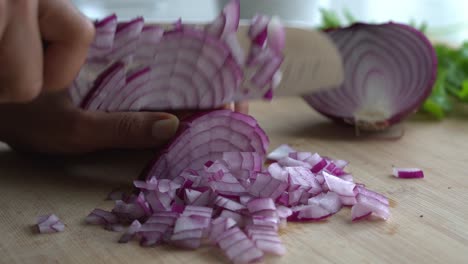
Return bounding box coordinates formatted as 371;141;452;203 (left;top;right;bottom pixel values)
237;24;344;98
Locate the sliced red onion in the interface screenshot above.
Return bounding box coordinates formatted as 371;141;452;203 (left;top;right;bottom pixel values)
308;191;342;214
217;227;264;264
351;204;373;221
278;157;312;168
340;196;358;206
85;209;118;225
37;214;65;234
353;193;390;220
119;220;142;243
219;210;245;226
247;198;276;213
267;17;286;54
248;14;269;45
266;144;295;161
215;196;246;212
144;110;269;180
276;206;293;219
355;186;389;206
184;189;214;206
288;205;332;222
170;229;204;249
208;170;248;196
112;194;151;223
303;22;437;131
222;152;263;172
248;172;288;200
286;167;321;195
89;14;118;56
246;224;285;256
323;172;357;197
208;217;237;243
392;167;424;179
72;0;284;111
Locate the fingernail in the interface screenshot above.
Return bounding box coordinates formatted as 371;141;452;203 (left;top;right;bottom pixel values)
151;117;179;141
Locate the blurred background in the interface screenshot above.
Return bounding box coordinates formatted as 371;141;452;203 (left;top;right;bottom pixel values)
71;0;468;45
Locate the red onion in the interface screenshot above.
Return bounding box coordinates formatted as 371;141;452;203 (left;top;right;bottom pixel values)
392;167;424;179
77;1;395;261
85;209;118;225
144;110;269;180
266;144;295;161
69;0;285;111
37;214;65;234
119;220;142;243
303;22;437;131
217;227;264;264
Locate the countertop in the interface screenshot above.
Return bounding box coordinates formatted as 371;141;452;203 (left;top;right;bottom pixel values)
1;97;468;264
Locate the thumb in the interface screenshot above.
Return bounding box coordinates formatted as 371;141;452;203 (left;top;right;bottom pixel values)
81;111;180;151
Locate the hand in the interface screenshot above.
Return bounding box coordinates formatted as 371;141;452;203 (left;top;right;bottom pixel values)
0;91;180;154
0;0;94;103
0;91;249;154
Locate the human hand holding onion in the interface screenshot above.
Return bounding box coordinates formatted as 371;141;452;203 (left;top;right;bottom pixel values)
0;0;248;154
0;90;248;154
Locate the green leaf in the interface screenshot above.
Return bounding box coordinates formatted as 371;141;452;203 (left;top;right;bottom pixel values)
453;79;468;101
421;70;453;118
342;8;356;24
319;8;343;29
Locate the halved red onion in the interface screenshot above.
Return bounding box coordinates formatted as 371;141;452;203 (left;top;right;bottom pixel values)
392;167;424;179
303;22;437;131
37;214;65;234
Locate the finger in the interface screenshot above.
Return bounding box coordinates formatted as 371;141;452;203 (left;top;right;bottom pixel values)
0;0;43;103
38;0;95;91
79;111;180;151
234;101;249;114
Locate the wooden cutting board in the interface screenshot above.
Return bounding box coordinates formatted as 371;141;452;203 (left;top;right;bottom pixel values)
1;97;467;264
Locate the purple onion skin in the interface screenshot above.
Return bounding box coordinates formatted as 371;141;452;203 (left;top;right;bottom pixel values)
304;22;438;131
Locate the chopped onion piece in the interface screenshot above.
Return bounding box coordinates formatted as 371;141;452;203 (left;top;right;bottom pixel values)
267;144;295;161
392;167;424;179
37;214;65;234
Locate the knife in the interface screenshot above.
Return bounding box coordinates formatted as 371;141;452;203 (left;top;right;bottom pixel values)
237;23;344;97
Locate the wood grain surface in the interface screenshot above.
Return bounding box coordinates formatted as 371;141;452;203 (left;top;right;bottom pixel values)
1;97;468;264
